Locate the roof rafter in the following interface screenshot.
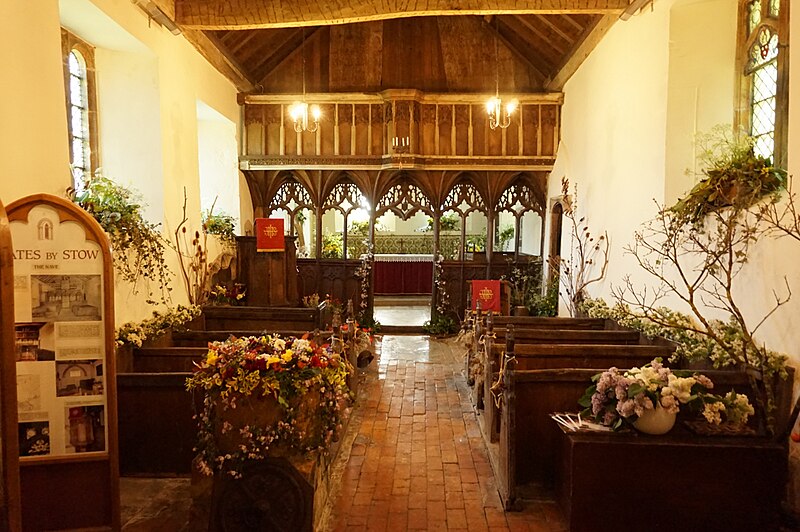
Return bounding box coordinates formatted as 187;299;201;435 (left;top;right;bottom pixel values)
482;17;549;83
175;0;630;30
545;14;616;90
182;28;256;91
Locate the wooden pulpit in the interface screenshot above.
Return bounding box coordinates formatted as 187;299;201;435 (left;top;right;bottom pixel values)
236;235;299;306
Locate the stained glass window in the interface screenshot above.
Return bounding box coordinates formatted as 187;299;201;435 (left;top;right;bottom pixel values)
739;0;785;164
769;0;780;17
748;0;761;35
68;50;90;189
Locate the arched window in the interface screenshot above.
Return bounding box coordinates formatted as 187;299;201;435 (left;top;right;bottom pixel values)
68;50;91;186
62;30;98;192
737;0;789;166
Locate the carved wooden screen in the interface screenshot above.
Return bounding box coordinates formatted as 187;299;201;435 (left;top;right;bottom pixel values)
375;182;433;219
266;178;316;258
440;182;487;260
496;182;544;255
322;179;368;260
266;178;315;230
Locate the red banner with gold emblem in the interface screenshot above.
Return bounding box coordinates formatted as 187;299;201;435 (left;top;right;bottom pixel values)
256;218;285;252
471;280;501;312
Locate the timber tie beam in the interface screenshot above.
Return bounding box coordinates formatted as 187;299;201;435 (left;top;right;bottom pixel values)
175;0;630;30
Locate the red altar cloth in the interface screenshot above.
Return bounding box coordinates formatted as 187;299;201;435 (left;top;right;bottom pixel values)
374;255;433;294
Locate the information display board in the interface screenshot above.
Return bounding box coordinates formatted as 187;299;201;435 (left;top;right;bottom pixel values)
7;194;119;531
0;197;22;532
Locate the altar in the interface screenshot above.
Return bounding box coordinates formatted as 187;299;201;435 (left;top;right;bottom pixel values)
373;254;433;295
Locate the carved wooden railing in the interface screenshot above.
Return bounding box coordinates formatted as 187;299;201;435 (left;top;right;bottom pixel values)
241;90;562;170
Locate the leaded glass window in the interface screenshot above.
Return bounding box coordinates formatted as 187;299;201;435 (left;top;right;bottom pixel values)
747;27;778;158
68;50;91;190
738;0;787;165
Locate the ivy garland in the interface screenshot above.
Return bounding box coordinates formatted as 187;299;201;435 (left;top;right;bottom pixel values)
69;176;173;304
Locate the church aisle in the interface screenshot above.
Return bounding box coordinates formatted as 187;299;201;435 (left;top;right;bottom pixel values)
327;335;567;531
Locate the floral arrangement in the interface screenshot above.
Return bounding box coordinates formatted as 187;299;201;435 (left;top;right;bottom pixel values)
578;298;789;378
186;334;351;477
354;243;374;326
202;209;237;246
207;284;246;306
579;358;754;431
424;254;459;335
115;304;201;347
69;174;173;305
321;233;343;259
669;125;786;226
302;293;320;308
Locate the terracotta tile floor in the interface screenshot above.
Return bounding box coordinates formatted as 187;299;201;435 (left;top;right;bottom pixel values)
325;335;567;531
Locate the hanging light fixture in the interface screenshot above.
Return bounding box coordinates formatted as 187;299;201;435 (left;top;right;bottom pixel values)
486;18;517;130
289;28;321;133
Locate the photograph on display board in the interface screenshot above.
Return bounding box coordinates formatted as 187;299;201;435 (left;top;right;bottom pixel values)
19;421;50;457
14;322;55;361
17;374;43;413
31;275;102;322
64;405;105;453
56;361;103;397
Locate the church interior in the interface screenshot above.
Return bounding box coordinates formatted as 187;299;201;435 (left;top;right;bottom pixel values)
2;0;800;530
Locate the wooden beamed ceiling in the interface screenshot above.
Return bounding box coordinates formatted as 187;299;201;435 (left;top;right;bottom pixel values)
168;1;636;93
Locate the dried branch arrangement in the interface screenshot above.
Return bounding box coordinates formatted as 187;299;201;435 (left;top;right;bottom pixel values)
551;177;609;317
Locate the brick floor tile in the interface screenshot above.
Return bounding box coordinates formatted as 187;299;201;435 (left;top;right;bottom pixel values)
328;336;568;532
407;508;427;529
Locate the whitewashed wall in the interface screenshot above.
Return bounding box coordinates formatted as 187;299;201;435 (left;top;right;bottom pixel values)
549;0;800;509
0;0;241;324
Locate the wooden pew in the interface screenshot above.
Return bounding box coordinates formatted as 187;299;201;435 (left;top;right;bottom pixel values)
466;313;623;409
496;360;761;511
117;298;368;477
202;306;320;331
117;372;199;475
479;325;674;441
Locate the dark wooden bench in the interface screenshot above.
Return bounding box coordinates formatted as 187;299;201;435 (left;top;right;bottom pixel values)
117;372;199;475
202;306;320;331
479;328;675;441
496;364;760;510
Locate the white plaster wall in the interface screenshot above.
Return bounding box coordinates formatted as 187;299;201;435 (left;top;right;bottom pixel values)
0;0;72;200
0;0;240;324
95;49;164;222
547;0;673;309
664;0;737;204
238;171;254;235
197;108;240;232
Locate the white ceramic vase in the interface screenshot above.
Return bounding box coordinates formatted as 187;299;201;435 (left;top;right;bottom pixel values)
633;404;676;435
